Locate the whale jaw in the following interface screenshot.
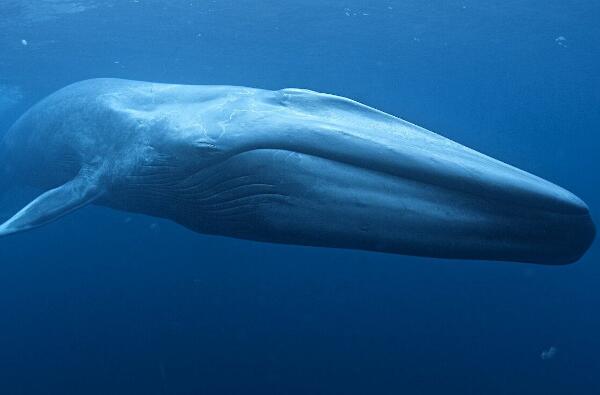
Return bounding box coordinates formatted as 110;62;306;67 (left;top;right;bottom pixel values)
165;146;594;265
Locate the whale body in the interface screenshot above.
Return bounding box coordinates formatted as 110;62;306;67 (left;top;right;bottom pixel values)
0;79;595;264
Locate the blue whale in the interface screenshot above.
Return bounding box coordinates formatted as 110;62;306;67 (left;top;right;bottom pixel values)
0;79;595;264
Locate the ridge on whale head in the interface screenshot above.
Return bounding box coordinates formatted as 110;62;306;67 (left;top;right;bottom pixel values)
0;78;595;264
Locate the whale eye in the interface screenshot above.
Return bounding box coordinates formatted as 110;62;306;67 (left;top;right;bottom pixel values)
192;139;220;154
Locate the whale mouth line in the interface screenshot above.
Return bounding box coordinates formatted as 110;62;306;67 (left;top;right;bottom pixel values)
222;147;589;218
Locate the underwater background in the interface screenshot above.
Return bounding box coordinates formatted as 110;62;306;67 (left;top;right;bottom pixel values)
0;1;598;394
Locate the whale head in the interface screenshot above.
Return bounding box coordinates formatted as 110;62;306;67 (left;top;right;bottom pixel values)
140;87;593;265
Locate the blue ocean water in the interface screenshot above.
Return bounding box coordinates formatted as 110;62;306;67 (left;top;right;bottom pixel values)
0;1;598;394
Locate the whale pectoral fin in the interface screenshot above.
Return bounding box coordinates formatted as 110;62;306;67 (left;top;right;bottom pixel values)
0;177;102;237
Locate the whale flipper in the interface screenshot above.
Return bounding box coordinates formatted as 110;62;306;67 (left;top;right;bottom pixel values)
0;175;101;236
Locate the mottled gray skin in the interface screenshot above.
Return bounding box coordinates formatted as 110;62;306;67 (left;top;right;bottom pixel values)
0;78;595;264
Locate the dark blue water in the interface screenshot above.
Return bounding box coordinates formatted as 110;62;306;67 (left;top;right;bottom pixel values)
1;1;599;394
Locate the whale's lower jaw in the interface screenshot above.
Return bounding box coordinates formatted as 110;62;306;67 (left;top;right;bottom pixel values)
177;210;595;265
105;148;595;265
